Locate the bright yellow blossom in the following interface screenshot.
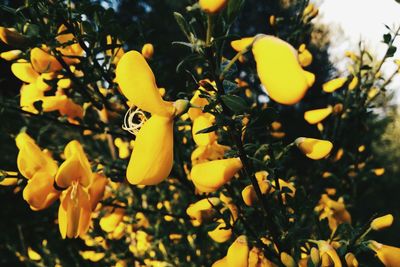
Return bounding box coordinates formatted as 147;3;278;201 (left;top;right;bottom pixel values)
190;158;243;192
323;78;347;93
199;0;228;14
251;35;315;105
295;137;333;160
304;106;333;124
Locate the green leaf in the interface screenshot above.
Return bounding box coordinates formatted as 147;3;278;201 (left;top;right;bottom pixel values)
387;46;397;57
173;12;191;41
220;95;249;113
383;33;391;44
195;125;218;134
33;100;43;113
226;0;245;25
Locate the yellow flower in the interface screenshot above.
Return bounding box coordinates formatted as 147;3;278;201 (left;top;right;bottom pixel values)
370;214;394;231
304;106;333;124
208;219;232;243
241;180;271;206
199;0;228;14
227;235;249;267
79;251;105;262
186;197;220;225
368;241;400;267
30;47;62;73
192;113;217;146
0;49;22;61
116;50;174;117
56;140;94;239
323;78;347;93
58;183;91;238
252;35;315;105
345;253;358;267
190;158;243;192
141;43;154;59
126;115;174;185
348;76;358;91
27;247;41;261
114;138;130;159
295;137;333;160
99;207;125;233
281;252;296;267
16;132;58;179
298;44;313;67
312;241;342;267
315;194;351;231
373;168;385;176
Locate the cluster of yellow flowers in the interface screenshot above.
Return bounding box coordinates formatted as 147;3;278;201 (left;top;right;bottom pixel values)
0;0;399;266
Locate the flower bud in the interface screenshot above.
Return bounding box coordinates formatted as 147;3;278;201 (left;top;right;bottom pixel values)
304;106;333;124
323;78;347;93
370;214;394;231
141;43;154;59
281;252;296;267
345;253;358;267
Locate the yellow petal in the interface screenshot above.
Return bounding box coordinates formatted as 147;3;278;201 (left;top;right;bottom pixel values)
191;158;243;192
252;36;314;105
80;251;105;262
348;76;358;91
281;252;296;267
11;61;39;83
186;198;220;225
295;137;333;160
23;171;60;210
16;132;58;179
88;174;108;210
298;46;313;67
192;114;217;146
30;47;62;73
62;140;92;186
370;214;394;231
226;235;249;267
27;247;41;261
304;106;333;124
322;78;347;93
199;0;228;13
115;50;173;116
231;37;255;52
208;219;232;243
212;257;228;267
99;208;125;232
0;49;22;61
127;115;173;185
369;241;400;267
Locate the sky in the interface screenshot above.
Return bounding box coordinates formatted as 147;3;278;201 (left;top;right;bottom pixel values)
317;0;400;102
